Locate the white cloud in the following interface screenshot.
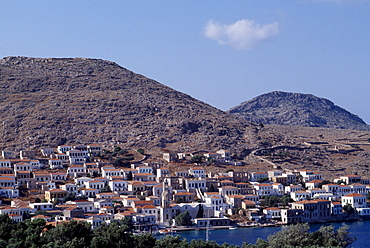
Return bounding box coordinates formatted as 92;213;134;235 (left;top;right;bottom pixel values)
204;19;279;50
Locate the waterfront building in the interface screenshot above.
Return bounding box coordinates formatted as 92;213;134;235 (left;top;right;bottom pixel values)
249;172;268;182
281;209;304;224
341;193;366;209
263;207;282;220
291;199;331;223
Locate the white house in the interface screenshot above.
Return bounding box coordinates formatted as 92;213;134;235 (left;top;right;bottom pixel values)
263;207;282;220
109;179;127;192
85;180;105;190
254;183;274;196
60;183;78;195
249;172;268;182
67;165;86;178
291;191;311;202
67;149;88;164
219;186;239;197
189;167;205;178
49;159;63;169
341;193;366;209
57;145;73;154
14;162;32;172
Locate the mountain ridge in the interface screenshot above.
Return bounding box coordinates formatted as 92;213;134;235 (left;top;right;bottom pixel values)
228;91;369;130
0;56;274;155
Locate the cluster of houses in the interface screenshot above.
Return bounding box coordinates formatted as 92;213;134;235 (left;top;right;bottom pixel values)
0;145;370;229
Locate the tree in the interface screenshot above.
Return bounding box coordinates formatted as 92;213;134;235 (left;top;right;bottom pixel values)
0;214;16;242
261;196;292;207
267;223;315;248
189;239;220;248
126;171;133;181
64;193;76;202
343;203;354;214
207;157;215;164
196;204;204;218
119;149;129;155
191;155;205;164
175;211;192;226
318;180;332;188
241;223;356;248
154;235;189;248
112;217;134;231
133;233;156;248
114;146;121;152
91;222;133;248
100;184;112;193
42;219;92;247
280;195;292;206
257;177;269;183
337;179;346;185
209;184;216;192
114;157;124;167
137;148;144;154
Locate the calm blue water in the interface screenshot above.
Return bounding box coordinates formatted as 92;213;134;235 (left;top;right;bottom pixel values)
172;220;370;247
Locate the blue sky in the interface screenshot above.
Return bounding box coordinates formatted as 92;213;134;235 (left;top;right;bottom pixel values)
1;1;370;124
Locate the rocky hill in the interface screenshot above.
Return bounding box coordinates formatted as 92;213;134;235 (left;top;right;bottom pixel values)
228;91;369;130
0;56;277;154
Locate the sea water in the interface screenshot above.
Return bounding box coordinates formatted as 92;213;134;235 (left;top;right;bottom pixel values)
173;220;370;247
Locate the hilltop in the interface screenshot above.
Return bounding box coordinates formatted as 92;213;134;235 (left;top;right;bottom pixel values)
228;91;369;130
1;57;370;178
0;56;275;155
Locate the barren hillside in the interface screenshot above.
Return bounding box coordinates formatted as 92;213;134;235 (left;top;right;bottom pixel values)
229;91;369;130
0;56;274;155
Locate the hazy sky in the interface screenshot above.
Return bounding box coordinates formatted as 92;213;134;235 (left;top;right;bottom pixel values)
1;1;370;124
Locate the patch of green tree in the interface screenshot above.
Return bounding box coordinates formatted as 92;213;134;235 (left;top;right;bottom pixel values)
137;148;145;154
260;195;292;207
256;177;269;183
0;215;355;248
175;211;192;226
242;223;355;248
191;155;205;164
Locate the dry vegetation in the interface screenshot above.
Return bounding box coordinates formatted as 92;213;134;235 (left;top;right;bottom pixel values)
1;56;370;179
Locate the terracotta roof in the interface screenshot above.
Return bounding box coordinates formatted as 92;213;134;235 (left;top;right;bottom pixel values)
174;192;194;196
343;193;365;197
221;186;238;189
307;180;323;183
48;189;67;192
264;207;281;211
227;195;244;198
140;205;156;209
351;183;365;186
135;173;153;176
0;177;15;181
294;199;330;204
32;215;50;219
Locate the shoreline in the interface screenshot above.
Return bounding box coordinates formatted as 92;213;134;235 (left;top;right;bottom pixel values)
170;216;369;233
172;223;282;232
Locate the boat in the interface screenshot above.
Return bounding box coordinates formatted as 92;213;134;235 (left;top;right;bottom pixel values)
229;227;238;230
158;228;176;235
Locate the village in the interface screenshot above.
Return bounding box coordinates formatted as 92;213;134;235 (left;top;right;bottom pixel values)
0;144;369;232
